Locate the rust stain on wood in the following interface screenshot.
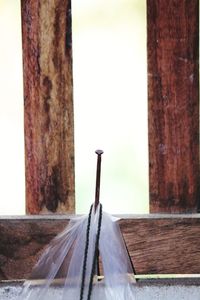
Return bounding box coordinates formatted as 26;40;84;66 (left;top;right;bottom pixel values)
1;216;200;279
21;0;74;214
147;0;199;213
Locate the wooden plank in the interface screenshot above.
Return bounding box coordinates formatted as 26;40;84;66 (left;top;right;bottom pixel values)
1;215;200;279
147;0;199;212
21;0;74;214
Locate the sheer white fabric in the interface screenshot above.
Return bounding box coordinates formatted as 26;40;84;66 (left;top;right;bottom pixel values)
18;205;136;300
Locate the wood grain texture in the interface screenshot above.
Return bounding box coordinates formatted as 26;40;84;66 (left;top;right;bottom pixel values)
147;0;199;213
21;0;74;214
1;215;200;279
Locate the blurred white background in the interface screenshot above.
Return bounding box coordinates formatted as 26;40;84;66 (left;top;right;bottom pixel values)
0;0;25;214
73;0;148;213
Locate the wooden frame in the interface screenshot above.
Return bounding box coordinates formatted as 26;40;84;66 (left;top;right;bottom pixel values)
0;0;199;280
21;0;199;214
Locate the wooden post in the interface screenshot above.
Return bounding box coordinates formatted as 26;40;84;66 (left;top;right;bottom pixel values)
148;0;199;213
21;0;74;214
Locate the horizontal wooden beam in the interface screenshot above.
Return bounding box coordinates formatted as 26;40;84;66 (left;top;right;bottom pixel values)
2;277;200;285
1;215;200;279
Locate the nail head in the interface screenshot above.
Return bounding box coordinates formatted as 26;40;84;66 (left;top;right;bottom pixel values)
95;149;104;155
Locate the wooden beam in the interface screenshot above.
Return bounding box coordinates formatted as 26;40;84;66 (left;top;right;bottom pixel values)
21;0;74;214
1;215;200;279
147;0;199;212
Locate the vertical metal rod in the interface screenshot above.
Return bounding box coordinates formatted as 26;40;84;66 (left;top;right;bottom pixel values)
94;150;103;212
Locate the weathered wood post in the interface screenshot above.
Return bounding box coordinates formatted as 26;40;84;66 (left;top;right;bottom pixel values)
21;0;74;214
148;0;199;213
